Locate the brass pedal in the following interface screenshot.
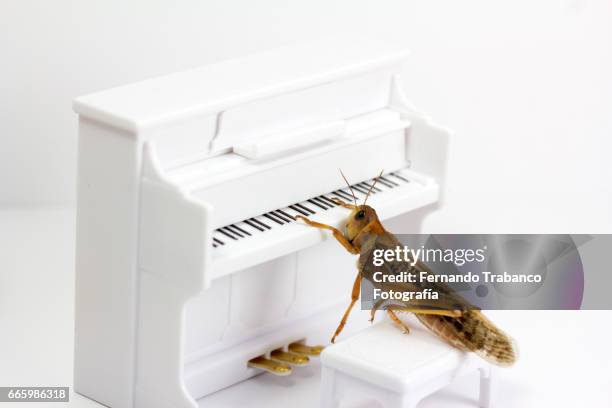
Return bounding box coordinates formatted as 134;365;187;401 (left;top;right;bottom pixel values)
288;342;325;356
270;349;310;366
248;356;292;376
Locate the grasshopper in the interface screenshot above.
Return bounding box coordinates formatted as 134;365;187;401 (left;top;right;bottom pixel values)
296;171;517;366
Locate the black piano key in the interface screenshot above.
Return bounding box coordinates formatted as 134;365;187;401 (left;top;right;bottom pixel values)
307;199;328;210
244;219;265;231
277;209;295;221
362;182;382;193
352;184;369;195
379;176;399;187
271;212;288;223
357;183;374;193
360;183;379;195
230;224;251;236
289;205;309;216
333;190;353;201
313;197;333;209
343;187;362;197
213;237;225;246
318;196;338;207
225;226;244;238
390;172;410;183
376;178;395;188
251;218;272;230
273;210;292;222
319;196;339;207
296;203;316;214
218;228;238;240
264;213;284;225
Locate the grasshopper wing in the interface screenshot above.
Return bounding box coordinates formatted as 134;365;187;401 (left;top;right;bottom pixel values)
358;235;476;313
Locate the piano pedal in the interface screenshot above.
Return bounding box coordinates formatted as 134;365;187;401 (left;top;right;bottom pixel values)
288;342;325;356
270;349;310;366
248;356;292;376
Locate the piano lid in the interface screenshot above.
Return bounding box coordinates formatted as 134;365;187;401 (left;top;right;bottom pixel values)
72;36;410;134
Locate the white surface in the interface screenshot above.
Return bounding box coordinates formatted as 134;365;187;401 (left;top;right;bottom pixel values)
1;208;611;407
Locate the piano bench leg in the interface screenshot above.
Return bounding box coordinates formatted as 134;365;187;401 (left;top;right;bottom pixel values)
320;366;340;408
479;367;494;408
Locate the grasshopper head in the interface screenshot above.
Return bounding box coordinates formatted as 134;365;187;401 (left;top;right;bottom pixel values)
345;205;380;242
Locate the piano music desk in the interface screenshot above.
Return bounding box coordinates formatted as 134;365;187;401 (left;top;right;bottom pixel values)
320;321;494;408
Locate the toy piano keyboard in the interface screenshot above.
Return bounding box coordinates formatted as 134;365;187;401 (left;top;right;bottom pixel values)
73;36;450;408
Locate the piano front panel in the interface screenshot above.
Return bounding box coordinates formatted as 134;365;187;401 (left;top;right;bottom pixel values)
182;276;231;357
182;241;356;399
235;256;297;330
288;240;357;318
183;254;298;362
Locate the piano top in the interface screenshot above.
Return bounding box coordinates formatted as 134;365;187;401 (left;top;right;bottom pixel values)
73;36;409;133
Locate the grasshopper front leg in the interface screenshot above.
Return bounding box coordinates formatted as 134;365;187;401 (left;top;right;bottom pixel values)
296;215;362;343
330;197;357;210
295;215;359;254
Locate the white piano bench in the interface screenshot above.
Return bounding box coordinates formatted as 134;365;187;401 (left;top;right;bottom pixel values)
319;321;494;408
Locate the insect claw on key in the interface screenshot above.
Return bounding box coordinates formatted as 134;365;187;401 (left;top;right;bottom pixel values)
295;215;309;223
331;197;357;209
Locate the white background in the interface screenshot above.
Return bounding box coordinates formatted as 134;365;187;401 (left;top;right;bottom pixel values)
0;0;610;233
1;1;611;407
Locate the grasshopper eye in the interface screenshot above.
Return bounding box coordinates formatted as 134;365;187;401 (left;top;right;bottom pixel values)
355;210;365;220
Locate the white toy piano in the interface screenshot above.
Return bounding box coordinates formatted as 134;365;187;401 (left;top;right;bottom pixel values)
73;36;450;408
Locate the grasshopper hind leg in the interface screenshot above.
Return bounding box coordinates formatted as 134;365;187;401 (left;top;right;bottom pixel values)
370;300;411;333
369;298;385;322
387;309;411;334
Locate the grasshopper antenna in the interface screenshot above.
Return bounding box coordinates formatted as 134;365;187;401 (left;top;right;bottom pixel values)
363;169;384;206
339;169;357;206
